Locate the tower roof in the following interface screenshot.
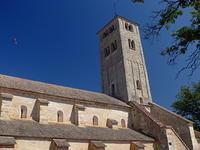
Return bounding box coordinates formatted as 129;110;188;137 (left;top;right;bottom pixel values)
97;15;139;34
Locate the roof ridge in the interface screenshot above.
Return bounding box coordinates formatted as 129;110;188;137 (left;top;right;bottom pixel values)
0;74;103;95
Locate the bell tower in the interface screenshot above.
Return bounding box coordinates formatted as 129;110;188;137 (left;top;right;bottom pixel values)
97;16;152;104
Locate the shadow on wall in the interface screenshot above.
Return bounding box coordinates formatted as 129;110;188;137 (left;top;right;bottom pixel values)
70;105;77;125
31;101;40;122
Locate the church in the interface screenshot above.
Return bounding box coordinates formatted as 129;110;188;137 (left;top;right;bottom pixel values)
0;15;199;150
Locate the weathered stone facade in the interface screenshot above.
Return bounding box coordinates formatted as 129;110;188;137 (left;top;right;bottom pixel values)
0;15;199;150
98;16;151;104
0;77;155;150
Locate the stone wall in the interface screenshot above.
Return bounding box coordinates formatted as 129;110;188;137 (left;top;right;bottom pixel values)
15;138;51;150
130;102;168;149
165;128;187;150
7;138;155;150
0;90;130;128
118;17;152;102
149;102;199;150
99;18;129;101
98;16;152;103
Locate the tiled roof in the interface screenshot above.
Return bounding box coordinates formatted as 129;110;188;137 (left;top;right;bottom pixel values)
0;74;129;107
0;119;154;142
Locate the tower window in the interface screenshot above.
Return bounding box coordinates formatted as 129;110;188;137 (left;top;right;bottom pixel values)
111;84;115;96
57;111;63;123
136;80;142;90
103;30;109;38
111;40;117;52
125;22;134;32
102;25;115;39
93;116;99;126
104;46;110;57
129;25;134;32
109;25;115;33
121;119;126;128
128;39;135;50
140;97;143;104
21;105;27;119
125;23;129;30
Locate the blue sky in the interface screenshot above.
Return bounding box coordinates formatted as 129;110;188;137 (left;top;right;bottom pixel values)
0;0;199;109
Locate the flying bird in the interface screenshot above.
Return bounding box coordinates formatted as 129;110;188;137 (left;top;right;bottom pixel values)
12;38;18;45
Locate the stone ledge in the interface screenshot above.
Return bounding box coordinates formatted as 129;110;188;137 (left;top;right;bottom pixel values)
37;98;49;105
0;93;13;100
90;141;105;148
52;139;70;148
74;104;85;110
0;136;15;146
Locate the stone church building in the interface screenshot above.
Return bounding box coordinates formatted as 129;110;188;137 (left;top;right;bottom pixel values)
0;16;199;150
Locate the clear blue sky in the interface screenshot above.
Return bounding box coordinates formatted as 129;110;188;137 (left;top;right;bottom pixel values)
0;0;199;109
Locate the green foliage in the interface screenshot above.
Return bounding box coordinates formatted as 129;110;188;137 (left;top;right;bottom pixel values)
134;0;200;75
171;81;200;131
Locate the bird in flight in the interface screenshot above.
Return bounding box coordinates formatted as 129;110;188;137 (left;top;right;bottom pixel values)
12;38;18;45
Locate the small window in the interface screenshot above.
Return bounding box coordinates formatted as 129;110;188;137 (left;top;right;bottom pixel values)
111;84;115;96
140;97;143;104
103;30;109;38
121;119;126;128
125;23;134;32
104;47;110;57
21;105;27;118
129;25;133;32
125;23;129;30
103;25;115;39
131;40;135;50
109;25;115;33
136;80;142;90
93;116;98;126
111;40;117;52
57;111;63;123
128;39;135;50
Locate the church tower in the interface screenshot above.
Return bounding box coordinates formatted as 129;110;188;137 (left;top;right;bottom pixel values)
97;16;152;104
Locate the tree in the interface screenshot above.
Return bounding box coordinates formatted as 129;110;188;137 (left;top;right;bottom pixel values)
171;81;200;131
133;0;200;76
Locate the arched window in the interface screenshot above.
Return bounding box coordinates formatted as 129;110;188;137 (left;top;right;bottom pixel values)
136;80;142;90
125;23;129;30
128;39;135;50
129;25;133;32
21;105;27;118
93;116;98;126
57;111;63;123
121;119;126;128
131;40;135;50
109;25;115;32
